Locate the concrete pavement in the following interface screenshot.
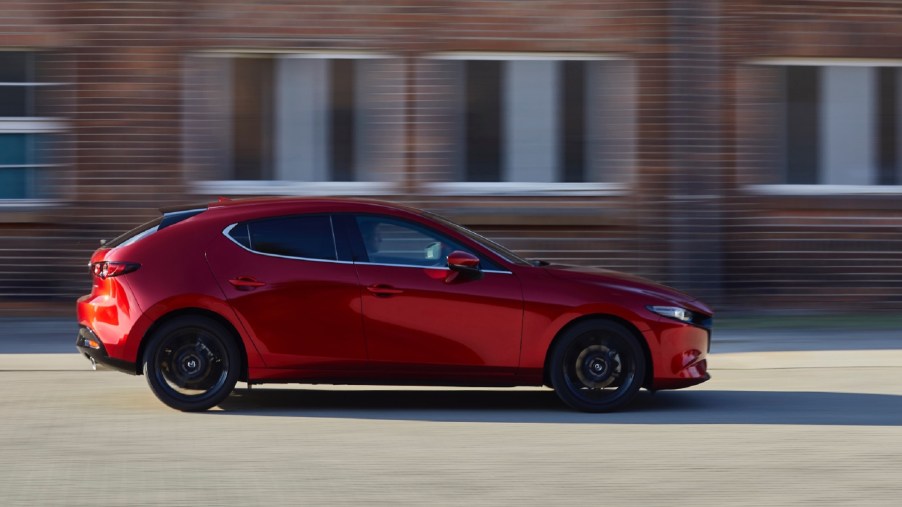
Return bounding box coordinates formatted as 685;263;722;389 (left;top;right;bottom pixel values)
1;317;901;506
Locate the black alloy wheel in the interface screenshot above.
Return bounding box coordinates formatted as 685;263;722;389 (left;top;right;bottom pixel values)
142;316;241;411
549;319;646;412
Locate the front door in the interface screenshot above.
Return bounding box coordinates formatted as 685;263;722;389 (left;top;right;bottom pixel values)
348;214;523;378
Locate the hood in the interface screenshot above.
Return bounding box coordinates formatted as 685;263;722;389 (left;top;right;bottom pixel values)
541;263;712;314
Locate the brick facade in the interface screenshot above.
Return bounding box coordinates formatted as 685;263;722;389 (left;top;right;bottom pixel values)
1;1;901;314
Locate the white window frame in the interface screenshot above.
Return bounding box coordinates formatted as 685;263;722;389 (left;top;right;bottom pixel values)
0;49;69;206
742;58;902;196
420;52;635;197
184;50;404;197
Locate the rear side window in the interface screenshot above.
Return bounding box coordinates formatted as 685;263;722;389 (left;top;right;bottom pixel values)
158;208;205;230
104;218;162;249
105;208;206;249
228;215;336;261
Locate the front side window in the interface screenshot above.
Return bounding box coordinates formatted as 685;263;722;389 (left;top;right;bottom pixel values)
355;216;477;268
229;215;336;261
423;211;529;266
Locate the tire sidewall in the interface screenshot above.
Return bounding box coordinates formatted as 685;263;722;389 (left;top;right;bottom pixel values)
142;316;241;412
549;319;646;413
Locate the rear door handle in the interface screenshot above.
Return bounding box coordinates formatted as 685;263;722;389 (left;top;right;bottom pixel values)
366;284;403;296
229;276;266;290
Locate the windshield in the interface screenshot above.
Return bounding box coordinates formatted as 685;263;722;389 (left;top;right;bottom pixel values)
423;211;531;266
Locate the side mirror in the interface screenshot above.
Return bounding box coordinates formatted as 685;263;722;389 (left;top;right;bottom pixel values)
445;250;482;283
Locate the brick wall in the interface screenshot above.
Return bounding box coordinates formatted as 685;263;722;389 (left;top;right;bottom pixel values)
721;1;902;310
0;0;900;314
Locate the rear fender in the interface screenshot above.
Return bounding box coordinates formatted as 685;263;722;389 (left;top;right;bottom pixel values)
128;294;267;371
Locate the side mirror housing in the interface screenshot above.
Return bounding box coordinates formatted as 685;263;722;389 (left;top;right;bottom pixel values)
445;250;482;282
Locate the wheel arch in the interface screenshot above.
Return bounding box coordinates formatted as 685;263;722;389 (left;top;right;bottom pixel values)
136;308;249;382
542;314;653;389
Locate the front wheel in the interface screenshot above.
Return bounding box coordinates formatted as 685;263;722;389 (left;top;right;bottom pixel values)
142;316;241;411
548;320;646;412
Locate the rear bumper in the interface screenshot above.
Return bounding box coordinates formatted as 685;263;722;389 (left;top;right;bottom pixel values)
77;287;144;370
76;326;137;375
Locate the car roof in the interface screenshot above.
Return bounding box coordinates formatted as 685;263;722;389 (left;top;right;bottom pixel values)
196;196;426;219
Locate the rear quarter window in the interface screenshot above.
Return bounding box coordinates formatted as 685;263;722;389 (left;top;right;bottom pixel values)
105;208;205;249
228;215;337;261
105;218;161;248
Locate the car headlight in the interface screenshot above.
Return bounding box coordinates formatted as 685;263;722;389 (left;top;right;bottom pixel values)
648;305;694;323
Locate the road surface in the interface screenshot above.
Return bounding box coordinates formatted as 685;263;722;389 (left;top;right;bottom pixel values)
0;319;900;506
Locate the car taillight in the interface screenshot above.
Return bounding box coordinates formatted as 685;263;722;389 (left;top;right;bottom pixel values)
90;261;140;279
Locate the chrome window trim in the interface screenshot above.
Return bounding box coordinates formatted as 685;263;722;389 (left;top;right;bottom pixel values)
355;260;512;275
221;223;512;274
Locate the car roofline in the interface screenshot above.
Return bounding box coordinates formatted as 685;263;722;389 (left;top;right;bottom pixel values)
159;202;210;214
203;196;424;215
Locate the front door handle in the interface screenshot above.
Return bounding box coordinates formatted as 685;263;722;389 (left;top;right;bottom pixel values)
229;276;266;290
366;284;403;297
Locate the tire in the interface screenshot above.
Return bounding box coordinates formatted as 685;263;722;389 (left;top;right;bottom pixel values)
548;319;646;413
142;316;241;412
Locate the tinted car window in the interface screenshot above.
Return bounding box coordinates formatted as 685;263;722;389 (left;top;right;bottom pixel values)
230;215;336;261
158;208;205;230
106;209;206;249
355;215;481;268
423;210;529;266
227;222;251;248
105;217;162;248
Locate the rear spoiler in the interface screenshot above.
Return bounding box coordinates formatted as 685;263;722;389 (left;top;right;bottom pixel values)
159;197;232;215
159;202;212;215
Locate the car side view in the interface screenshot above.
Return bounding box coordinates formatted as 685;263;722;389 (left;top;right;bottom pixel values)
77;198;711;412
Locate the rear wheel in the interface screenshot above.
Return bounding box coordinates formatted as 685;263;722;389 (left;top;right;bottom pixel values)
549;320;646;412
142;316;240;412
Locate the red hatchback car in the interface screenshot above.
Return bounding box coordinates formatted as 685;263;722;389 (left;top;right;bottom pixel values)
77;197;711;412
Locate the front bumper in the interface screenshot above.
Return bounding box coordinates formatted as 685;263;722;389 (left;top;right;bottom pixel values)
647;319;711;390
76;326;137;375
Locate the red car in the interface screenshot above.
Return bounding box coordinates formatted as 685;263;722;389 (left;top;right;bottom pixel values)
77;197;711;412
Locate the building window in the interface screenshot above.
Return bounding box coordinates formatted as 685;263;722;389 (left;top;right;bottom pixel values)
775;64;901;186
184;53;404;194
425;55;635;190
0;51;66;201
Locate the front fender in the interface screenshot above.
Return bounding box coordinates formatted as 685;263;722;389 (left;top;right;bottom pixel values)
520;301;652;373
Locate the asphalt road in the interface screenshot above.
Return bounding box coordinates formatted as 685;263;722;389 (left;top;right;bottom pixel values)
1;319;901;506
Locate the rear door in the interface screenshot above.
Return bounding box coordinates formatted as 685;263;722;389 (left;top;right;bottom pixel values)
206;214;366;370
